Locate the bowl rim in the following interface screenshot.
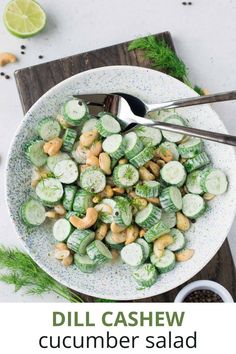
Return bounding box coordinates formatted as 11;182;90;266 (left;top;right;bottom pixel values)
5;65;236;300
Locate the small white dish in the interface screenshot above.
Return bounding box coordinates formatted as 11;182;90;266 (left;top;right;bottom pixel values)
174;280;234;302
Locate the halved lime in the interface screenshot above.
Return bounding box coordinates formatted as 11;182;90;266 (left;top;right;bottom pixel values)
3;0;46;38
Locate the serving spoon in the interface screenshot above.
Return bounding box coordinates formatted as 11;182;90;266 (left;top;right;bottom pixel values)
74;91;236;146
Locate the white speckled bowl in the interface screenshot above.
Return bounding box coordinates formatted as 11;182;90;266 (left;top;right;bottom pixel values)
6;66;236;300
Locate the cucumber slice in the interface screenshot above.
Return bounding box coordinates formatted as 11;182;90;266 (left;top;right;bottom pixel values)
129;145;156;168
150;249;175;273
132;263;158;287
200;168;228;195
105;231;124;250
159;142;179;161
167;228;186;252
182;193;206;218
71;142;88;164
135;126;162;146
87;240;112;264
123;132;144;159
135;181;161;198
186;170;204;194
95;202;114;224
74;254;97;273
102;134;125;159
63;185;77;210
178;138;203;158
24;139;48;167
36;178;63;206
67;229;95;255
144;221;170;243
135;203;162;228
37;117;61;141
47;152;70;172
96;113;121;137
113;164;139;188
184;152;210;173
135;238;152;260
160;161;186;187
73;190;93;215
53;218;73;242
21;198;46;226
113;197;132;226
63;98;89;126
161;210;176;229
121;243;144;266
160;186;182;212
80;166;106;193
162;114;186;143
54;159;78;184
81;117;98;133
62;128;77;152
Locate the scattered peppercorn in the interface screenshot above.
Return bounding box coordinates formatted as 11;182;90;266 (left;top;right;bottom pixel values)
38;55;44;59
21;45;26;50
188;2;192;4
191;219;196;224
21;51;25;55
5;75;10;80
182;2;187;5
0;72;5;76
184;289;223;303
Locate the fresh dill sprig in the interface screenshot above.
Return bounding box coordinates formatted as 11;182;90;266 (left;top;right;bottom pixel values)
0;246;83;303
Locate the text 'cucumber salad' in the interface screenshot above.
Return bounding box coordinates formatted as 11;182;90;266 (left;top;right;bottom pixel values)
21;98;228;289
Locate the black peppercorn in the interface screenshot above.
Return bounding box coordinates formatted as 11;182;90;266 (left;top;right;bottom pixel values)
5;75;10;80
21;51;25;55
0;72;5;76
184;289;223;302
21;45;26;50
38;55;44;59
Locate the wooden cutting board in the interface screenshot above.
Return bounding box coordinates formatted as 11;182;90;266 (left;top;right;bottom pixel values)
15;31;236;302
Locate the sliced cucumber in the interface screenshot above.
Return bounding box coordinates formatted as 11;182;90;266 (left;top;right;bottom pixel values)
161;210;176;229
80;166;106;193
113;197;132;226
150;249;175;273
200;168;228;195
53;218;73;242
47;152;70;172
135;126;162;146
123;132;144;159
144;221;170;243
63;185;77;210
135;181;161;198
37;117;61;141
160;161;186;187
102;134;125;159
121;243;144;267
95;202;114;224
113;164;139;188
81;117;98;133
74;254;97;273
182;193;206;219
54;159;78;184
162;114;186;143
36;178;63;206
96;113;121;137
160;186;182;212
86;240;112;264
21;198;46;226
178;138;203;158
63;98;89;126
73;190;93;215
129;145;155;168
105;231;124;250
135;203;162;228
167;228;186;252
24;139;48;167
62;128;77;152
186;170;204;194
184;152;210;173
71;141;88;164
136;238;152;260
159;142;179;161
67;229;95;255
132;263;158;287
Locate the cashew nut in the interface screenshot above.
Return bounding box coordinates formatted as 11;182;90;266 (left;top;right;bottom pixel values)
119;158;128;165
79;164;90;173
55;243;69;251
45;211;59;219
56;114;70;129
69;208;98;229
87;140;103;157
86;155;99;167
62;254;74;266
99;152;111;175
99;185;114;198
111;222;126;233
112;231;126;243
111;249;120;262
146;197;160;204
54;249;70;260
156;159;166;168
43;137;63;156
0;52;17;66
154;234;174;258
176;212;190;231
139;166;155;181
95;223;109;240
54;204;66;216
145;161;160;177
132;197;148;210
157;148;174;162
112;187;125;194
139;229;146;237
175;248;194;262
125;225;139;245
92;195;102;204
203;192;215;201
80;130;99;147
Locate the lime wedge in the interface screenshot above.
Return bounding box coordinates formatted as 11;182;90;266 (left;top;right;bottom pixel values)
3;0;46;38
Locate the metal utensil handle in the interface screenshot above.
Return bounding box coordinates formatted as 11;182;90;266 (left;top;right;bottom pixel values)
147;90;236;111
147;121;236;146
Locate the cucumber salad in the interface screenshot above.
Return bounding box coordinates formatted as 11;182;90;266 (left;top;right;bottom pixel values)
21;97;228;289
